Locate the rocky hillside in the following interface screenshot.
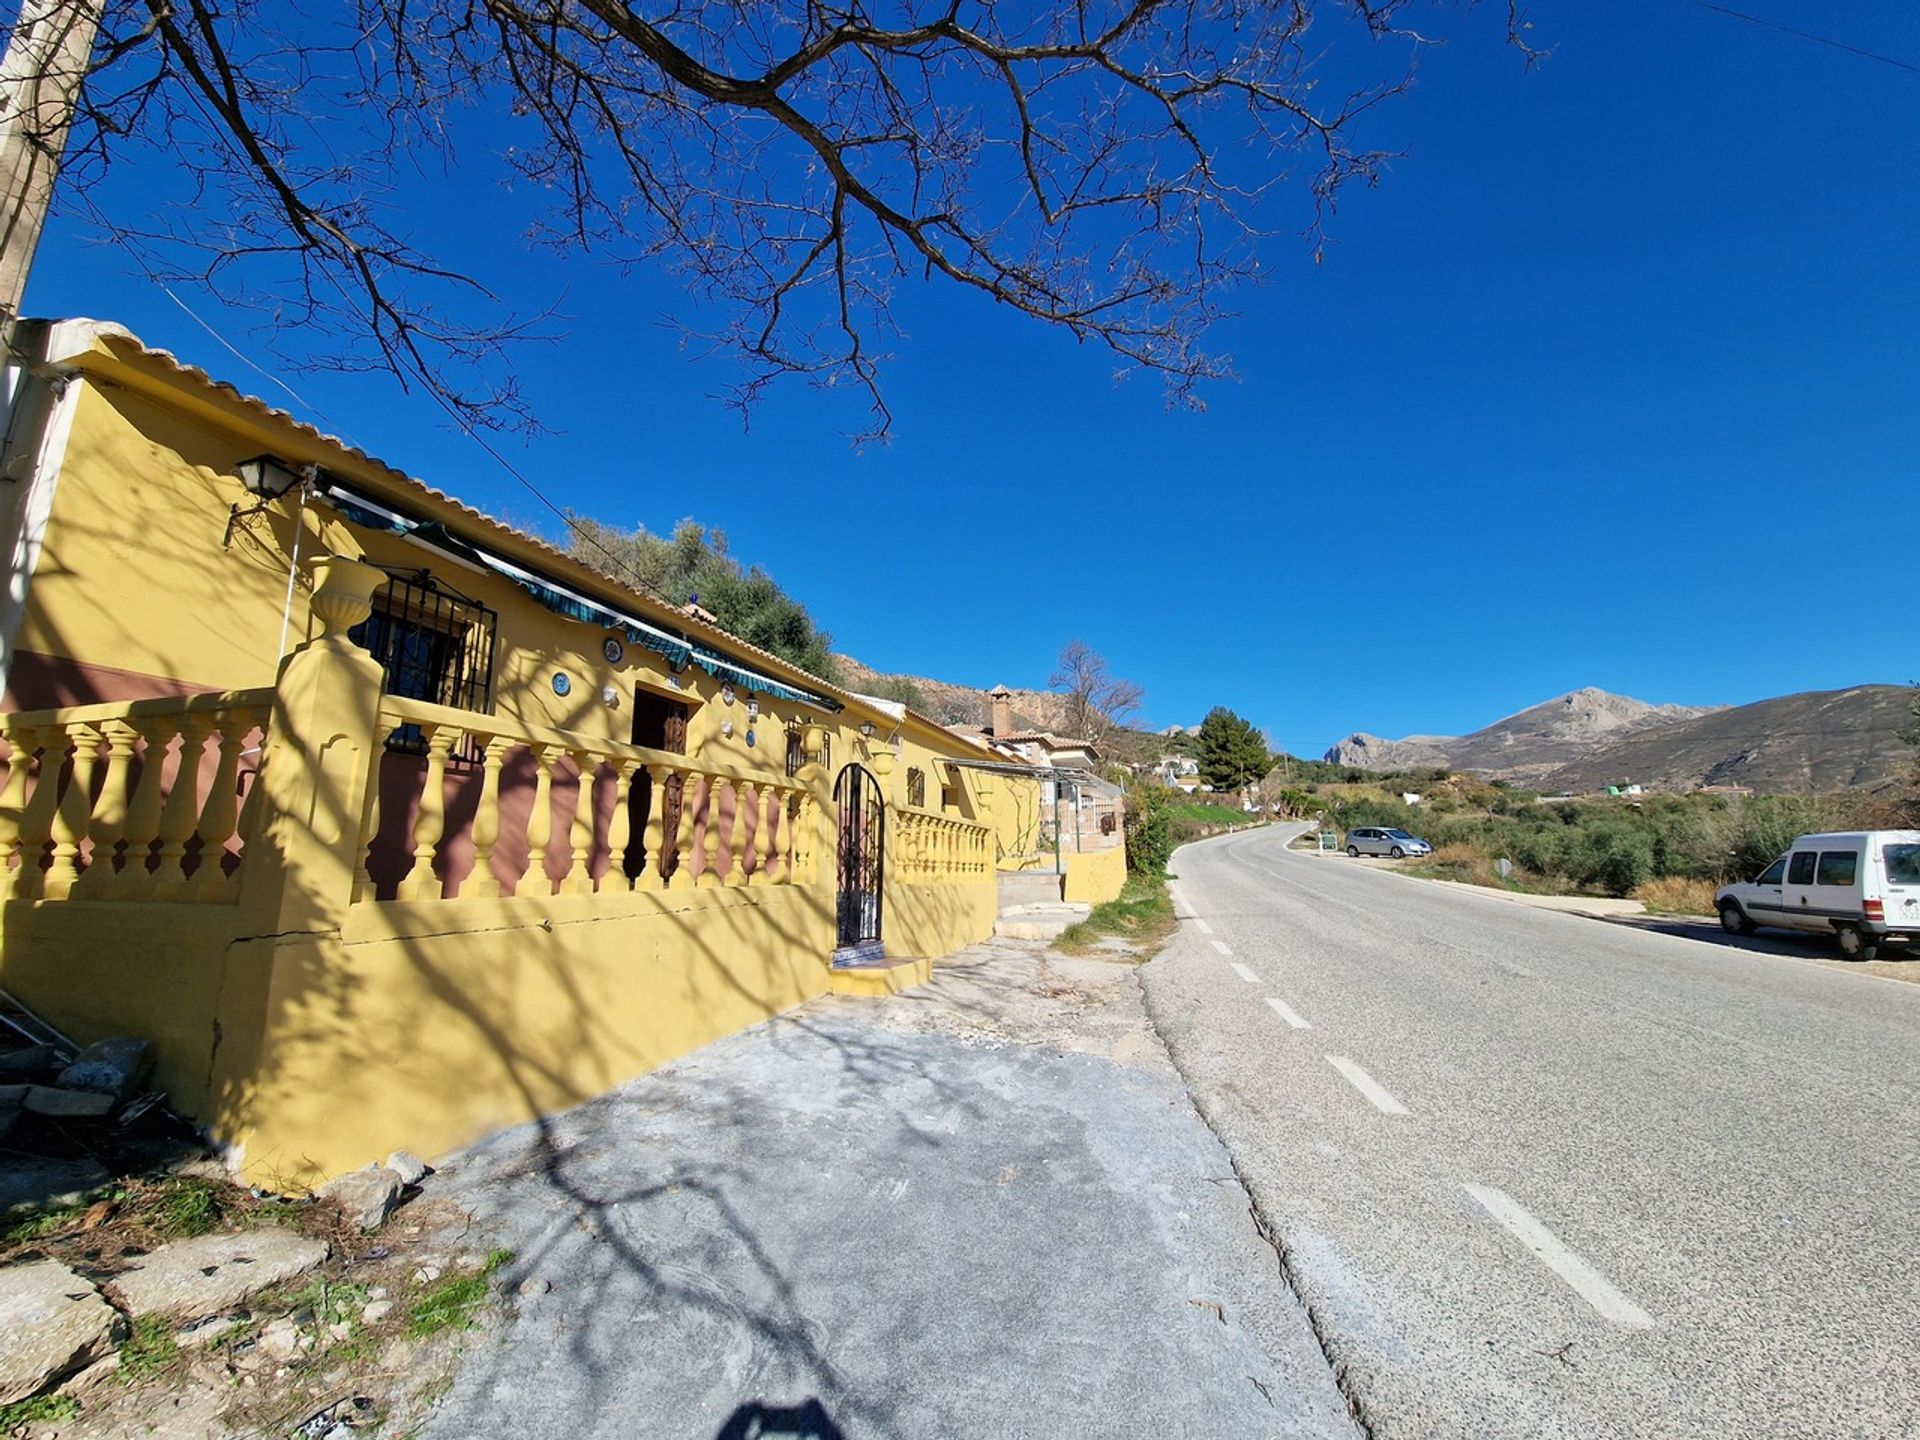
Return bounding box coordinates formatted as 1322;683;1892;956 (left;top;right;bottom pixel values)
1324;688;1713;784
1325;684;1915;795
831;655;1068;732
1541;685;1915;795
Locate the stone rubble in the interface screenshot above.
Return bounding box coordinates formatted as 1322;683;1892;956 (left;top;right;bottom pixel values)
55;1036;154;1102
318;1165;405;1231
384;1149;430;1186
105;1229;332;1324
0;1258;123;1404
22;1083;115;1117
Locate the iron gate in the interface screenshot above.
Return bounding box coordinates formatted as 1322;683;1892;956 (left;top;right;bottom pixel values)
834;764;885;951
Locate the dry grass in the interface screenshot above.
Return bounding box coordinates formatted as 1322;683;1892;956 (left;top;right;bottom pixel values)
0;1174;348;1273
1633;875;1720;916
1404;843;1547;893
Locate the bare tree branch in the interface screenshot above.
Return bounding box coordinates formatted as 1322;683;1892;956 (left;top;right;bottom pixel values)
12;0;1540;439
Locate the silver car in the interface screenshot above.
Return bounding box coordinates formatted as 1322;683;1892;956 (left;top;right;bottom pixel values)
1345;826;1432;859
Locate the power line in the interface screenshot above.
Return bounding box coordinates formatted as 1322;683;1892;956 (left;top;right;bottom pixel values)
1677;0;1920;76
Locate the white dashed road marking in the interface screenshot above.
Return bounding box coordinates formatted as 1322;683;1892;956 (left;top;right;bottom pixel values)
1462;1184;1654;1330
1264;996;1312;1029
1230;962;1260;984
1195;918;1214;934
1210;939;1232;956
1326;1055;1410;1115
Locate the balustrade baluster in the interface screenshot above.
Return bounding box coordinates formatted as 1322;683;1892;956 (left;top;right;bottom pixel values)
190;714;252;901
73;722;139;898
13;725;65;901
559;750;596;895
396;725;450;901
350;750;384;905
664;779;695;890
0;725;43;899
44;725;100;900
754;786;778;886
697;776;721;888
464;736;510;899
638;763;670;892
725;782;751;888
154;715;215;898
523;746;555;896
233;708;270;866
601;759;635;893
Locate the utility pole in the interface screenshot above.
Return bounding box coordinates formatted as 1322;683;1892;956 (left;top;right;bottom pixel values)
0;0;103;331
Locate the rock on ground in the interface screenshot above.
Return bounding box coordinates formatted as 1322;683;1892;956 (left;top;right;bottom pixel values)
0;1259;122;1404
105;1229;330;1324
318;1166;404;1230
0;1043;54;1077
55;1037;153;1101
385;1150;429;1186
22;1084;114;1117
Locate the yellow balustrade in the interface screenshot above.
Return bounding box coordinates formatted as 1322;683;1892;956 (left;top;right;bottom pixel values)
0;690;272;904
890;804;992;887
363;695;816;904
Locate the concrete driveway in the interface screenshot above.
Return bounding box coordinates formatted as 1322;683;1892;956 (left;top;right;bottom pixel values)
419;940;1358;1440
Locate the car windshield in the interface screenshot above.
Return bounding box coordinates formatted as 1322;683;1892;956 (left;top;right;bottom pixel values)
1885;843;1920;886
1384;830;1414;840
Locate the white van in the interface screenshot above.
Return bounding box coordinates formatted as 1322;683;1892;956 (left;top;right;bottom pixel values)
1716;830;1920;960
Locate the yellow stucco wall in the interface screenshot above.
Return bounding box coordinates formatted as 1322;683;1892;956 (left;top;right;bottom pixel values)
0;335;1026;1188
1063;845;1128;905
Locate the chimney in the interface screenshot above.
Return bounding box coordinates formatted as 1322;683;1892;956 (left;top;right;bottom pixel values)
989;684;1013;738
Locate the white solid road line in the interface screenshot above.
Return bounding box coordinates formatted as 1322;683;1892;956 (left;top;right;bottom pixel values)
1462;1184;1655;1330
1210;939;1232;956
1231;962;1260;984
1195;918;1214;934
1265;996;1312;1029
1325;1055;1410;1115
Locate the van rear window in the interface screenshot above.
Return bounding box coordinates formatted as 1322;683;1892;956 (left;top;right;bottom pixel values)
1816;851;1858;887
1886;844;1920;886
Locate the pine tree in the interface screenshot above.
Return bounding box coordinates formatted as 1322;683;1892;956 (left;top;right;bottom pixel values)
1196;707;1272;791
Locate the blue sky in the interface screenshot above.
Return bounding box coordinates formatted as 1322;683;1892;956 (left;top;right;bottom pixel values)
24;1;1919;756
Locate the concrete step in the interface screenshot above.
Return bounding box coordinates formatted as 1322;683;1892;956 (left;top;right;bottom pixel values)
993;902;1092;943
997;870;1064;908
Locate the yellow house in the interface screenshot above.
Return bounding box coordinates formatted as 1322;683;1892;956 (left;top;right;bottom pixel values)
0;318;1048;1187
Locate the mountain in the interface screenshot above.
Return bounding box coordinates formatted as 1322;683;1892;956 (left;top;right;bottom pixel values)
1541;685;1915;795
1324;684;1915;795
1324;688;1713;784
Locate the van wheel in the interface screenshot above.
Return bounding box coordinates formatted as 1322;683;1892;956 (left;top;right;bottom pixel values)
1346;845;1360;858
1836;926;1880;962
1390;846;1405;859
1719;902;1754;936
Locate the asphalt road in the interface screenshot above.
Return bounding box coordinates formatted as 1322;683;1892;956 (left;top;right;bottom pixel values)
1142;824;1920;1440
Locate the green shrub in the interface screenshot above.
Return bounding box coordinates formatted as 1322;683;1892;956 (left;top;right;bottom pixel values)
1123;783;1174;877
1568;821;1655;896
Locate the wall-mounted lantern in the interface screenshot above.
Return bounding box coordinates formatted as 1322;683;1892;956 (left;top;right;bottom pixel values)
859;719;876;739
225;454;312;548
601;685;620;709
238;455;305;499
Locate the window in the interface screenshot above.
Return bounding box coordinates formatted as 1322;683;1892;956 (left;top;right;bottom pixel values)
1815;851;1858;887
906;766;927;808
786;726;829;778
1787;852;1818;886
1885;844;1920;886
1756;856;1787;886
349;570;496;753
